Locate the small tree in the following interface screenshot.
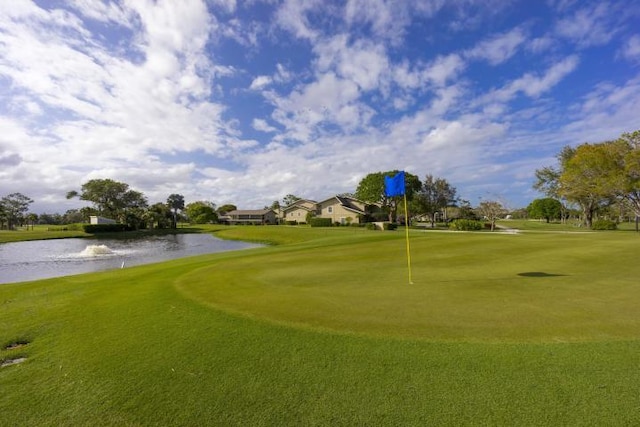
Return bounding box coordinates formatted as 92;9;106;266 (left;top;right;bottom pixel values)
476;201;507;231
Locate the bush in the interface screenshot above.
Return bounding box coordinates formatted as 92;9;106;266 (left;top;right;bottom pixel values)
591;219;617;230
310;218;333;227
383;222;397;231
365;223;377;230
83;223;131;233
286;221;298;226
449;219;483;231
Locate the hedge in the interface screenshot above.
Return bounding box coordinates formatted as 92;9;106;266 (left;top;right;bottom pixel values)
309;217;333;227
83;223;131;233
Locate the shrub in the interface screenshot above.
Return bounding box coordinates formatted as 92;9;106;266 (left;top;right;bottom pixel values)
591;219;617;230
286;221;298;226
449;219;483;231
83;223;131;233
383;222;397;231
365;223;377;230
310;217;333;227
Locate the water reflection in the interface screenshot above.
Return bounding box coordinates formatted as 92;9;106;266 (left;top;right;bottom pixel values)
0;234;260;284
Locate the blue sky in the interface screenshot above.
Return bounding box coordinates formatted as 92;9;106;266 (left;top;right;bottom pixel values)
1;0;639;213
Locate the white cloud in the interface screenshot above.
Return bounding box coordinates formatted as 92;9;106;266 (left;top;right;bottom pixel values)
422;54;466;87
252;119;277;133
274;0;322;41
555;2;619;48
621;35;640;61
314;35;389;91
484;55;580;102
466;27;527;65
250;75;273;90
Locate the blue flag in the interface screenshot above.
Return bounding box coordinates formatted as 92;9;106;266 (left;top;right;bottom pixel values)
384;171;405;197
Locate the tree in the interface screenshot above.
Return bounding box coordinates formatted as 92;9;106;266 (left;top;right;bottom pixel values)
527;198;563;223
185;201;218;224
413;174;457;227
282;194;301;207
63;209;87;224
67;179;148;228
476;200;507;231
145;203;172;229
535;143;614;228
557;142;622;228
217;204;237;215
26;213;38;230
355;171;421;222
0;193;33;229
616;130;640;231
166;194;185;229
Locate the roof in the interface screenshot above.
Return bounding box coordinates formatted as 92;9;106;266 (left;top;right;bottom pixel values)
226;209;274;216
318;196;367;215
282;199;317;212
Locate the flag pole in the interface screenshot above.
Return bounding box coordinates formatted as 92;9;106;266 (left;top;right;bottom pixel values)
403;191;413;284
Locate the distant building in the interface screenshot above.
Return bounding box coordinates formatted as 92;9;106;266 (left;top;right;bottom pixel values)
90;216;116;225
225;209;277;225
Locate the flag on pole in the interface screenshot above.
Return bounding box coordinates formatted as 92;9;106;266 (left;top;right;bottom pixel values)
384;171;405;197
384;171;413;284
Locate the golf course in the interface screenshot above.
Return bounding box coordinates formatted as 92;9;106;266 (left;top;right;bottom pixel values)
1;224;639;425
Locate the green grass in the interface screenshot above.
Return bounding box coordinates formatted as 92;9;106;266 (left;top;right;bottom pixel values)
0;226;89;242
1;226;639;425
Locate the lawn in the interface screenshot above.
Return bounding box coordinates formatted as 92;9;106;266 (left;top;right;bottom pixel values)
1;225;639;425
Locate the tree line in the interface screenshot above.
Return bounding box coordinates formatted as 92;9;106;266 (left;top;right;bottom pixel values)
0;179;237;231
3;129;638;231
534;129;640;229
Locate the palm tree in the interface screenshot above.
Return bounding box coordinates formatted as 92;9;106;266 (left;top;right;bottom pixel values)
166;194;185;229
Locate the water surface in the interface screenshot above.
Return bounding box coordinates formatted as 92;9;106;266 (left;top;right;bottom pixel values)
0;234;261;284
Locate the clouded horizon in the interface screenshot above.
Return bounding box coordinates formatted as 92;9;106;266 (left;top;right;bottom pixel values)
1;0;639;214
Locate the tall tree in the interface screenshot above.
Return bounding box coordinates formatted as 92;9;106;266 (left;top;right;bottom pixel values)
0;192;33;229
67;179;148;227
616;130;640;230
557;142;621;228
355;171;421;222
166;194;185;229
527;198;562;223
414;174;457;227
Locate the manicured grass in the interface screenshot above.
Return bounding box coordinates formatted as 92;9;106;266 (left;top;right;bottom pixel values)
0;227;89;243
1;226;639;425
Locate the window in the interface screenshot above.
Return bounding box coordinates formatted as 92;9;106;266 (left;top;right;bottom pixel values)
328;207;333;213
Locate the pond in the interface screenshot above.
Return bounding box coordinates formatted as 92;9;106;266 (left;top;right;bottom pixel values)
0;233;261;285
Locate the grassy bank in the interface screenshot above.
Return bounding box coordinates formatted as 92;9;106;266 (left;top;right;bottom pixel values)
1;226;639;425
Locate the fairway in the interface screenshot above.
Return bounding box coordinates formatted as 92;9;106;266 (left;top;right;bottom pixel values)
1;226;640;425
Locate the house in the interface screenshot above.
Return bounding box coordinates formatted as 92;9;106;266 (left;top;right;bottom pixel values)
316;196;368;224
281;196;372;225
225;209;277;225
90;216;116;225
282;199;318;224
